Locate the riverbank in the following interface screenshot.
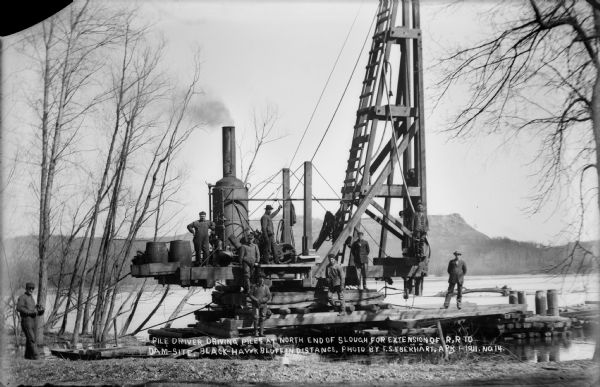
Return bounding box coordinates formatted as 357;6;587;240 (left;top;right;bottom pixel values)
2;356;599;386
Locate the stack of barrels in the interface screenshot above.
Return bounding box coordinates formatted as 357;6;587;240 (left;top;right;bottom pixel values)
142;241;193;266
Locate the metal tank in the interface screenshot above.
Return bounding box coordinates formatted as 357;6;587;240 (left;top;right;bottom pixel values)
211;126;250;249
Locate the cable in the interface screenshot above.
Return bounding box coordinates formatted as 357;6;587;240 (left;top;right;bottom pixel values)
312;163;341;200
288;1;365;168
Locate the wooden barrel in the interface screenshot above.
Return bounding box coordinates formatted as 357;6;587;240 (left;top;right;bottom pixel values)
517;291;527;307
547;289;559;316
146;242;168;263
509;291;518;304
168;240;192;266
535;290;547;316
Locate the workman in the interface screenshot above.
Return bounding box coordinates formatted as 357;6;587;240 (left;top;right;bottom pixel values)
411;201;429;258
444;251;467;309
239;236;260;293
187;211;215;266
16;282;44;360
350;231;370;290
260;204;282;263
325;254;346;316
248;273;271;337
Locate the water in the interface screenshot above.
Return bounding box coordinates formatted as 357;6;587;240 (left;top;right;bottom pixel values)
12;273;599;362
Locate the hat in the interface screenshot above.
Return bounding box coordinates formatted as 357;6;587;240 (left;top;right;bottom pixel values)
257;271;267;279
327;253;337;259
26;282;35;289
453;251;462;256
199;211;206;215
357;231;364;235
265;205;273;210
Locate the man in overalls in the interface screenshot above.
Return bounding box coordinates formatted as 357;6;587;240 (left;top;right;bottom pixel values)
187;211;215;265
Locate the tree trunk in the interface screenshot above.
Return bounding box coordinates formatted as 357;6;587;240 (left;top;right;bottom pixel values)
164;288;195;328
591;5;600;362
131;286;170;335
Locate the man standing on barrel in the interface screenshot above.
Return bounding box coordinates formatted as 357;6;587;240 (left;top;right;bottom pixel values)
444;251;467;309
187;211;215;266
16;282;44;360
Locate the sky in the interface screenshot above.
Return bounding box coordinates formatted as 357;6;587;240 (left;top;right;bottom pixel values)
2;0;598;245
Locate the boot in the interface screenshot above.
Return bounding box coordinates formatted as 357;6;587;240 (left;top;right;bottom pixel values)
443;293;452;309
457;301;462;310
253;321;259;337
259;319;265;337
338;302;346;316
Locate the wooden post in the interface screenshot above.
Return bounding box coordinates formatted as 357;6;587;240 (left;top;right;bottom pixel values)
302;162;312;255
535;290;547;316
282;168;292;245
113;319;119;347
547;289;559;316
436;320;449;361
517;291;527;307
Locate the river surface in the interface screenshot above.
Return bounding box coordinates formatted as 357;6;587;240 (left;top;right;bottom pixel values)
23;273;600;362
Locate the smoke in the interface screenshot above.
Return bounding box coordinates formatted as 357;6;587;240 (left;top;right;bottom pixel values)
189;95;233;129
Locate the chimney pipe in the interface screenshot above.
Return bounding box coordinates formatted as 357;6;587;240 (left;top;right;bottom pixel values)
222;126;236;177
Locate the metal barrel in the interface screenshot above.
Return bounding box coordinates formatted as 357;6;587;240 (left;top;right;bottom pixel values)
535;290;547;316
547;289;559;316
145;242;168;264
509;290;518;304
168;240;192;266
517;291;527;307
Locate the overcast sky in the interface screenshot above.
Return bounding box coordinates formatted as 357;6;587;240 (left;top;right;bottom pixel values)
3;0;598;245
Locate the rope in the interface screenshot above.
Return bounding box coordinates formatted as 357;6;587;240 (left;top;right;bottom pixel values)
249;170;280;200
288;1;365;168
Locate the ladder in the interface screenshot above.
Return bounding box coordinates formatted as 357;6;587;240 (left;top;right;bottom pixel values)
317;0;427;276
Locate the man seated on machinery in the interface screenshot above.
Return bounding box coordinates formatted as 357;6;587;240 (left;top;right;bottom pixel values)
248;272;271;337
238;236;260;294
411;201;429;258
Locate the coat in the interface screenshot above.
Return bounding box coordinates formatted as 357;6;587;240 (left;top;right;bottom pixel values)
447;258;467;284
187;219;215;241
326;262;345;287
351;239;370;264
412;211;429;233
249;284;272;305
239;243;260;267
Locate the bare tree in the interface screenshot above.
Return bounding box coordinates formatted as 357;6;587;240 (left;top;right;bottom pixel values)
238;104;285;186
437;0;599;266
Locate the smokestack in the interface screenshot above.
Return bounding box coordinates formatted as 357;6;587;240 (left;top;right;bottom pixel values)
222;126;236;177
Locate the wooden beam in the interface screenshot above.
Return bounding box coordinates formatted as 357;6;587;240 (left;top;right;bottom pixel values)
370;200;412;236
303;161;312;255
317;121;417;277
365;209;404;240
282;168;292;245
369;121;415;175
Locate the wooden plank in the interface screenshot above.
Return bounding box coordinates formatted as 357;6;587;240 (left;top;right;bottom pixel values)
131;262;179;277
372;184;421;198
389;26;421;39
369;105;417;119
370;201;412;236
365;209;404;240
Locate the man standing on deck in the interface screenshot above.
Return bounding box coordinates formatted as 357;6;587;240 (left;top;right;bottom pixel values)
326;254;346;316
444;251;467;309
260;204;281;263
187;211;215;266
16;282;44;359
249;273;271;337
239;236;260;294
350;231;370;290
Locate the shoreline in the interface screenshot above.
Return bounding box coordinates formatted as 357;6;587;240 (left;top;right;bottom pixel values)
3;357;599;386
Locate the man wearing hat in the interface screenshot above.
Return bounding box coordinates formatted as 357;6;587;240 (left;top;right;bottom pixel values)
187;211;216;266
260;203;281;263
350;231;370;290
248;273;271;336
325;254;346;316
444;251;467;309
239;236;260;293
411;201;429;258
16;282;44;359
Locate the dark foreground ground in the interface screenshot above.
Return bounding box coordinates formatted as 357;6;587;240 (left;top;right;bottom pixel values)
2;357;599;386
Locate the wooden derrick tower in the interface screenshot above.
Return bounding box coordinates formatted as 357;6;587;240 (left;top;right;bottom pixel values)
315;0;427;286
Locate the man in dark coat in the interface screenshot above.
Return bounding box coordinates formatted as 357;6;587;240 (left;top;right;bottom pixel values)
239;236;260;294
411;201;429;258
350;231;370;290
248;273;271;336
260;204;281;263
325;254;346;316
16;282;44;359
187;211;215;266
444;251;467;309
